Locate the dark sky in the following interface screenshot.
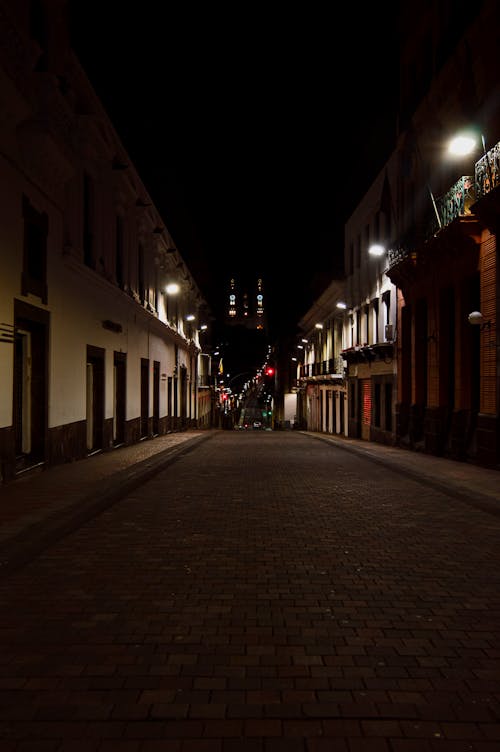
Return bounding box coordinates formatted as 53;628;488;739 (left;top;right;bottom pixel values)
70;3;400;339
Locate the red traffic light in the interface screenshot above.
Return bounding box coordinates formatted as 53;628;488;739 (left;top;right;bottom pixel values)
265;367;275;376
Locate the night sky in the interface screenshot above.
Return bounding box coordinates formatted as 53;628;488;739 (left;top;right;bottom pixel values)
70;3;400;340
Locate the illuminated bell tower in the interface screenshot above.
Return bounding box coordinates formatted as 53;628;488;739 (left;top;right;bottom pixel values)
228;278;237;319
255;278;265;330
225;277;267;333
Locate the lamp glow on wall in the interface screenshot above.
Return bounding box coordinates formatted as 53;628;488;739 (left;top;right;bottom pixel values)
368;244;385;257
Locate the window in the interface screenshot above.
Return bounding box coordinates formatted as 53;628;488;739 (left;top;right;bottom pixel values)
152;267;158;312
382;290;391;328
22;195;48;303
363;305;369;345
138;244;145;303
115;215;124;288
83;172;94;268
372;299;379;343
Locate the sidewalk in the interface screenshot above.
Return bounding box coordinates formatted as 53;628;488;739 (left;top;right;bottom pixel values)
305;431;500;515
1;428;499;577
0;429;214;577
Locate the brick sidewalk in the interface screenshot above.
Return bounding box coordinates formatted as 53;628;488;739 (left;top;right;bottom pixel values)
0;430;213;576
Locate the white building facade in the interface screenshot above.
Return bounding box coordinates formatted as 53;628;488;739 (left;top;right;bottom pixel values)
0;0;212;483
341;163;398;445
295;280;348;435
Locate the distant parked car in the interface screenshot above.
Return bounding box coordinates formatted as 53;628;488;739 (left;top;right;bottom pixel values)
252;421;262;430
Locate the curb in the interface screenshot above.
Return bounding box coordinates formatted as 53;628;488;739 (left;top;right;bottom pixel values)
0;432;214;580
303;431;500;517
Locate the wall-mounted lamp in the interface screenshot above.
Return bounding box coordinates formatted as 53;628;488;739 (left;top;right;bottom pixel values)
368;244;385;257
336;301;347;309
315;323;323;329
468;310;492;329
165;282;180;295
448;132;478;157
186;314;195;322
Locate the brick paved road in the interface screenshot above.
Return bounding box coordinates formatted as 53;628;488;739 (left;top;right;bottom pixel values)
0;430;499;751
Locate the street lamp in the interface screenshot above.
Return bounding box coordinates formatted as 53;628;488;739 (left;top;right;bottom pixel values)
447;128;493;195
368;244;385;257
164;281;180;327
165;282;180;295
448;132;478;156
468;310;493;330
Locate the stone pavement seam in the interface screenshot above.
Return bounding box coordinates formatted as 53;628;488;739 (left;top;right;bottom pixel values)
302;431;500;517
0;431;214;580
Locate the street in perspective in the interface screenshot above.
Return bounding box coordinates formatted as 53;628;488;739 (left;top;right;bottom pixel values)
0;429;499;750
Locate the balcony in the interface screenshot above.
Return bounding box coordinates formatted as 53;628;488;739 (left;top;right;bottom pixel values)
299;356;345;381
475;141;500;199
389;141;500;275
435;175;474;228
472;140;500;228
341;342;394;365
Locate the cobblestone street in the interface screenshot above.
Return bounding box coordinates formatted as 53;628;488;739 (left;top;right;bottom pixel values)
0;430;499;751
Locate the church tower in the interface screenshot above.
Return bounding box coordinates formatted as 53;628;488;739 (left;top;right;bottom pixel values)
225;277;267;333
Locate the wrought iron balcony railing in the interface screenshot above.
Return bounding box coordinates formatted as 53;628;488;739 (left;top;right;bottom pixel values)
388;140;500;272
388;246;410;267
436;175;474;226
299;356;344;379
475;141;500;200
